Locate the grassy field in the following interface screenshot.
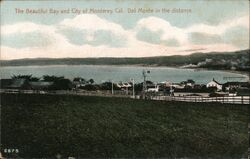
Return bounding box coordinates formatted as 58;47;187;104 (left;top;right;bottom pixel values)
1;93;248;158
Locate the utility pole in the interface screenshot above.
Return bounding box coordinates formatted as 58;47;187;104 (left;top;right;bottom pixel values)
142;70;150;99
126;85;128;95
132;79;135;98
130;78;135;98
108;79;114;95
142;70;146;99
111;81;113;95
170;82;174;96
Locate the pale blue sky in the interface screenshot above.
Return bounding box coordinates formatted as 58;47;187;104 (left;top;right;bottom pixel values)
1;0;249;59
2;0;248;27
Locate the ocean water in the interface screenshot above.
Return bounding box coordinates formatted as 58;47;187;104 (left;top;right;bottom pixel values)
0;65;248;84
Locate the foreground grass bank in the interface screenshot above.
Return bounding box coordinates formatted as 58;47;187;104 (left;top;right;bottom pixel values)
1;93;248;158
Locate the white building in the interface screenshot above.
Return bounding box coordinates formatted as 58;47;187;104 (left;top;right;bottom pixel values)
206;78;222;91
147;85;159;92
116;82;132;89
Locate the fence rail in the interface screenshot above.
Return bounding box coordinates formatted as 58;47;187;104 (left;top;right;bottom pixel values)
0;89;131;98
150;95;250;105
1;89;249;105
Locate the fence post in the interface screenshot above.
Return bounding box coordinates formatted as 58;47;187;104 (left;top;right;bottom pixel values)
241;96;243;104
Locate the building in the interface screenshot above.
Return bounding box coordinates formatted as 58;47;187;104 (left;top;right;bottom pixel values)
172;83;185;89
116;82;132;94
223;82;250;92
73;78;87;88
181;79;195;88
116;82;132;90
206;78;222;91
164;81;185;89
146;84;159;92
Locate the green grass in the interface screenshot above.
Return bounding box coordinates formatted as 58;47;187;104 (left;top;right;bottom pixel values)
1;93;248;158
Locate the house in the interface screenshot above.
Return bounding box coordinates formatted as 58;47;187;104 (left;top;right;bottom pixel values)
116;82;132;94
123;82;132;88
222;82;250;92
181;79;195;88
164;81;171;87
222;81;250;96
146;84;159;92
206;78;222;91
164;81;184;89
73;78;87;88
116;82;132;93
172;83;185;89
116;82;132;89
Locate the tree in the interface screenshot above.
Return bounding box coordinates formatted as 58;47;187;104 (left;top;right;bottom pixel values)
134;83;143;91
11;74;32;80
43;75;64;82
100;82;120;90
42;75;72;90
30;77;40;81
187;79;195;84
88;79;94;84
146;80;153;84
11;74;40;81
81;84;98;91
51;79;72;90
73;77;86;82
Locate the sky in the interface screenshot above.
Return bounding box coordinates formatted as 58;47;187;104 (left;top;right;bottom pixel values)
1;0;249;59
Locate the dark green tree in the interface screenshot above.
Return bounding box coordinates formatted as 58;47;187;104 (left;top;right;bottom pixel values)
11;74;32;80
88;79;94;84
43;75;64;82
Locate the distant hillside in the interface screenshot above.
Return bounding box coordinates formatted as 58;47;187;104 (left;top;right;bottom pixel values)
1;49;249;71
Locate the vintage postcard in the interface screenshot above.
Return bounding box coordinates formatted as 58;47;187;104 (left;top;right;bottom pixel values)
0;0;249;158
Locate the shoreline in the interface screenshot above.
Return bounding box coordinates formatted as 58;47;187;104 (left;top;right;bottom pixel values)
217;69;249;78
1;64;249;80
184;67;249;78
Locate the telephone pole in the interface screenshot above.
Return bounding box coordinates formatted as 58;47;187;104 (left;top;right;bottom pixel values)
111;80;113;95
142;70;150;99
130;78;135;98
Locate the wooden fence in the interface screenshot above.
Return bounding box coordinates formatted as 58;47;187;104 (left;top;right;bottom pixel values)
1;89;249;105
150;95;250;105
